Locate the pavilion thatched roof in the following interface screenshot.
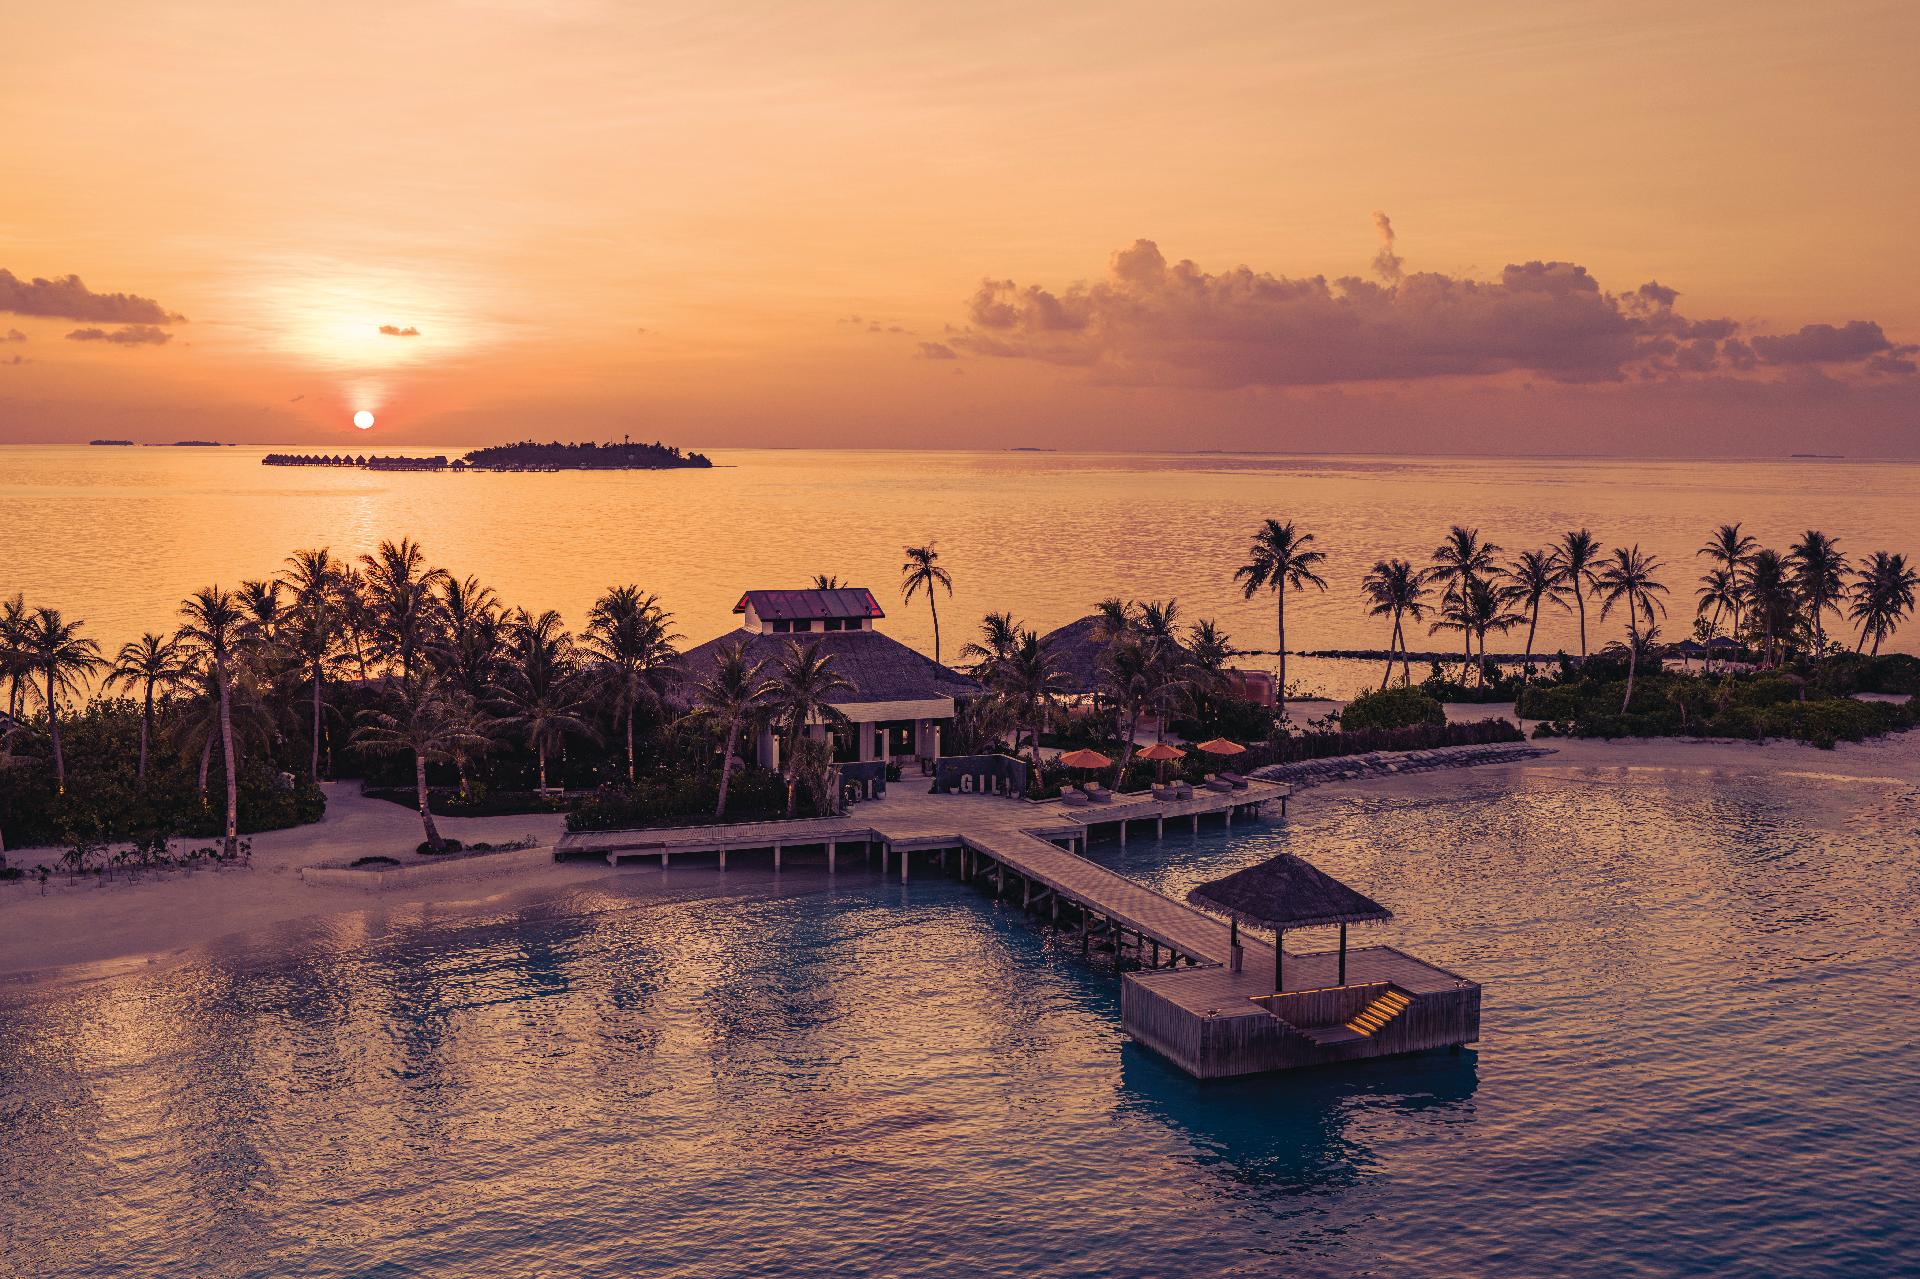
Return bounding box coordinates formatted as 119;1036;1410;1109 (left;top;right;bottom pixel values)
1186;854;1392;931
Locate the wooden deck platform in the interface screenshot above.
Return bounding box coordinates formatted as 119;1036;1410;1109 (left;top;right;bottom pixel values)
555;776;1480;1078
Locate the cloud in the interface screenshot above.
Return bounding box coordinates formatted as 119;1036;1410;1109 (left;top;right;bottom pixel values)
1746;320;1895;364
916;341;958;360
950;225;1910;388
3;353;24;366
1370;210;1403;284
378;324;421;336
3;328;23;342
66;325;173;346
0;270;184;323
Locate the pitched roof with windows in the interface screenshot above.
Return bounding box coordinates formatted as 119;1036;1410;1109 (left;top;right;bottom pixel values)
735;588;886;621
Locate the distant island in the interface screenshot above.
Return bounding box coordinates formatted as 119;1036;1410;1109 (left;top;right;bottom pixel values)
88;439;134;446
261;438;712;472
147;440;234;447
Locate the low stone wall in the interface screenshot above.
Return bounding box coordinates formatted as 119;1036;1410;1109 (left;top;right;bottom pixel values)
1251;741;1552;790
300;845;552;892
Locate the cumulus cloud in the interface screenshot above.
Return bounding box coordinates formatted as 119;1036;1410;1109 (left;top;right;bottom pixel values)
950;223;1912;388
66;324;173;346
3;328;23;342
378;324;421;336
1;269;184;323
916;341;958;360
3;353;24;365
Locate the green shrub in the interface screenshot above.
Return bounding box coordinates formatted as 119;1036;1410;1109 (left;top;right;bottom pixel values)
1340;686;1446;731
565;767;801;833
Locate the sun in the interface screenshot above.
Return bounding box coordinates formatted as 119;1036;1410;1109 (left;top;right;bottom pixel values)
353;410;375;430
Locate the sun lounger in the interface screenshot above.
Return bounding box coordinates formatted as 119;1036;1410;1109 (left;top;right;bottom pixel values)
1081;782;1113;803
1203;775;1234;793
1220;771;1250;790
1058;789;1091;807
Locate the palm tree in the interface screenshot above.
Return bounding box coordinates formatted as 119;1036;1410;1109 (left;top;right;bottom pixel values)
1849;552;1920;655
1428;578;1523;687
958;611;1022;682
1428;526;1500;672
901;543;954;666
1552;529;1605;657
811;574;844;589
1360;559;1428;689
1742;549;1796;666
106;632;185;781
584;585;681;781
238;578;286;645
335;566;375;680
1233;519;1328;717
1694;566;1745;671
176;587;245;854
993;630;1069;777
1787;530;1851;657
1181;619;1236;722
1501;550;1569;684
1;593;33;720
281;548;345;781
691;639;771;818
1098;630;1160;787
352;674;491;852
765;639;853;816
435;574;505;699
358;538;448;677
22;607;103;793
497;609;595;791
1593;546;1670;713
1699;523;1758;583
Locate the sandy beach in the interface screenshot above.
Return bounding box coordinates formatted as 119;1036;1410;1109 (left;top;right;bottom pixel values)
7;731;1917;986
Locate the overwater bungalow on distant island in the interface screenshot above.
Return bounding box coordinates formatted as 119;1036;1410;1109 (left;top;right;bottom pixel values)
262;438;712;471
675;587;979;769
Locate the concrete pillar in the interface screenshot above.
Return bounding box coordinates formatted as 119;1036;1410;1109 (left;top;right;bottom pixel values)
1156;816;1164;837
773;844;782;870
1119;821;1127;847
858;724;876;762
900;849;908;883
719;847;727;869
827;841;836;872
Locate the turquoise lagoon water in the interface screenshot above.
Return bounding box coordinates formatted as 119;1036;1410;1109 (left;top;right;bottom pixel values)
3;761;1917;1277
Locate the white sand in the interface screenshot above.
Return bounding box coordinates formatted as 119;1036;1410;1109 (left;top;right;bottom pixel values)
5;732;1917;984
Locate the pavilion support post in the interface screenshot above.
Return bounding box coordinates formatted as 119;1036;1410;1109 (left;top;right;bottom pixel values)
1275;928;1285;993
1338;923;1348;986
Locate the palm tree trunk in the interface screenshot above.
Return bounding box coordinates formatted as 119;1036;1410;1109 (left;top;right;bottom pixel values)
416;752;443;851
1522;603;1540;685
198;731;213;796
1575;588;1588;657
1275;591;1287;719
928;597;942;667
714;715;739;818
45;667;65;792
310;667;324;781
139;683;154;781
217;657;238;856
1622;609;1640;714
538;745;549;791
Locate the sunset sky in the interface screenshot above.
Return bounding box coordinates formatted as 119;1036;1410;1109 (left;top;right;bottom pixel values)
3;0;1917;454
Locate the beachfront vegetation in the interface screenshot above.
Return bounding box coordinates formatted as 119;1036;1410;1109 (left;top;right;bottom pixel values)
1234;519;1327;717
1337;686;1446;731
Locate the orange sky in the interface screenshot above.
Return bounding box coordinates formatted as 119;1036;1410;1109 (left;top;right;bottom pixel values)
3;0;1917;454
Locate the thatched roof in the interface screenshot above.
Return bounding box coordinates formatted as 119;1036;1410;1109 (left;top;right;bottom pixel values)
1187;854;1392;931
1038;614;1201;695
675;629;981;707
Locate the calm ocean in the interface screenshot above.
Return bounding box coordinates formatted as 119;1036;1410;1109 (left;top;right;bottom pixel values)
3;758;1916;1277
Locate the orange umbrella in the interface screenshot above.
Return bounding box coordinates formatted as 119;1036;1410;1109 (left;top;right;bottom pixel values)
1057;748;1113;770
1194;738;1246;756
1136;740;1186;782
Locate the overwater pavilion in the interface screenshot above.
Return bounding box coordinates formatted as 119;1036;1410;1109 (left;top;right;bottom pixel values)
1187;853;1393;991
675;587;981;770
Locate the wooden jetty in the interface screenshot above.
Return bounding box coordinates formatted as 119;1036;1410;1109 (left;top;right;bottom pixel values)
555;776;1480;1078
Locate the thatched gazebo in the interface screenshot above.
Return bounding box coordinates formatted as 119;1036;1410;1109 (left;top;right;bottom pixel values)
1187;853;1392;992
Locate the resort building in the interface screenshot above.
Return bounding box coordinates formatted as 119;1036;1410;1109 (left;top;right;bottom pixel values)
676;588;980;769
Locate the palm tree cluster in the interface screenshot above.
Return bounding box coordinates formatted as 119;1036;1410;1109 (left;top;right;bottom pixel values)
1692;523;1918;666
956;599;1236;789
1;539;686;853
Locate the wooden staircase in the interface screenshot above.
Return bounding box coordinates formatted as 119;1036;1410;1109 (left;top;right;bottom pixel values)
1344;987;1412;1038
